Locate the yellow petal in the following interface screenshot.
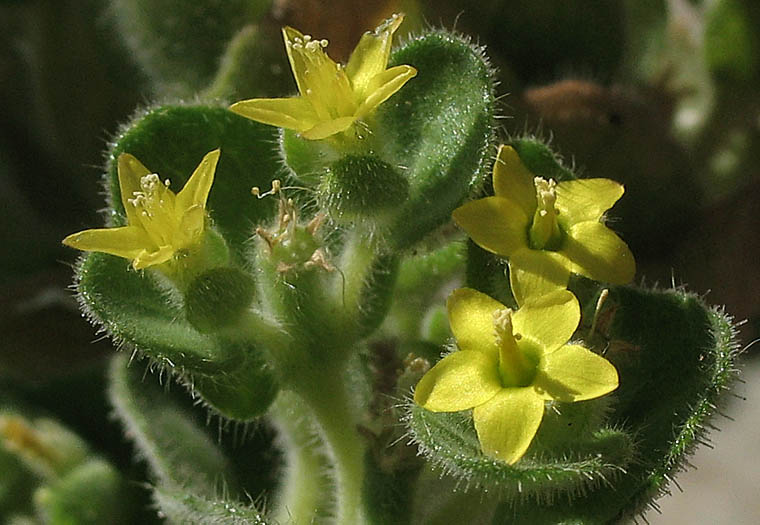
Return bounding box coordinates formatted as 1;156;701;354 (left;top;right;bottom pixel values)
346;13;405;96
534;344;619;402
281;26;354;119
473;387;544;464
301;116;357;140
508;249;571;306
176;149;220;216
555;178;624;227
414;350;502;412
447;288;503;358
560;221;635;284
229;97;318;133
117;153;151;226
512;290;579;352
176;205;205;249
62;226;149;260
452;196;530;257
355;65;417;119
492;145;537;219
132;245;175;270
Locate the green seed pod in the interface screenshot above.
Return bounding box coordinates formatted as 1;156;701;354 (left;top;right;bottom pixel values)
318;155;409;223
269;227;322;269
184;267;256;334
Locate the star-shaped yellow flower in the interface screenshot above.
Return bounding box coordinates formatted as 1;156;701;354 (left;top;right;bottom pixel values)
229;14;417;140
452;145;635;305
63;149;220;270
414;288;619;464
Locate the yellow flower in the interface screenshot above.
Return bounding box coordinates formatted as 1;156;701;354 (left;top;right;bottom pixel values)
229;14;417;140
63;149;220;270
452;145;635;305
414;288;618;464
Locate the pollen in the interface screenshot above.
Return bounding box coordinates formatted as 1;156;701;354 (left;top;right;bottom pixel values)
534;177;558;213
493;308;516;346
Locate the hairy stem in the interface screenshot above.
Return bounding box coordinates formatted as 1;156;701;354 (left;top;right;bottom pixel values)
269;391;327;524
331;230;380;331
298;364;368;525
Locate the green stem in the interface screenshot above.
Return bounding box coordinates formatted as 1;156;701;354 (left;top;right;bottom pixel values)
331;230;380;330
269;391;327;524
298;364;368;525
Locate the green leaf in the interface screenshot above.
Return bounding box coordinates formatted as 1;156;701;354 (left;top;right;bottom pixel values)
509;136;576;183
152;486;269;525
491;286;741;523
406;404;632;503
383;241;465;342
34;459;126;525
108;353;234;495
204;23;296;100
378;30;496;249
75;105;283;386
110;351;272;522
106;104;280;255
78;251;246;375
109;0;273;95
189;357;279;422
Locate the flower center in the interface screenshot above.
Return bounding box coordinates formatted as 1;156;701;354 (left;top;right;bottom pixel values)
286;32;355;119
528;177;563;251
128;173;178;246
493;308;537;387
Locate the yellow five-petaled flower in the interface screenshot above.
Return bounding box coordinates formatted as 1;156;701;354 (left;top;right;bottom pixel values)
414;288;619;464
229;14;417;140
62;149;220;270
453;145;635;305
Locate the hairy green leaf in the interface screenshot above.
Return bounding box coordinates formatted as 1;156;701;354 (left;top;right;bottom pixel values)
379;30;496;249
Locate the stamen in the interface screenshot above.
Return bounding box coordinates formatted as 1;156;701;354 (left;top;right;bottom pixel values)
493;308;516;347
305;40;322;52
493;308;534;387
529;176;562;250
252;179;282;199
534;177;558;210
589;289;610;340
